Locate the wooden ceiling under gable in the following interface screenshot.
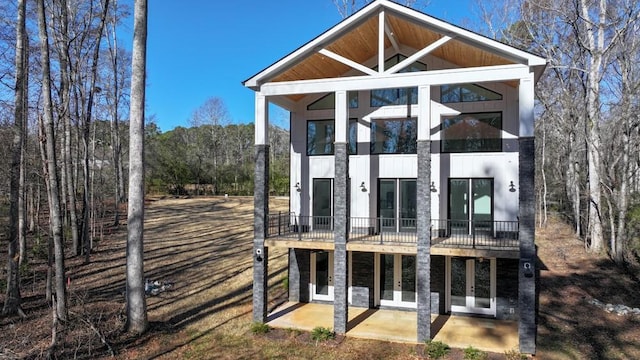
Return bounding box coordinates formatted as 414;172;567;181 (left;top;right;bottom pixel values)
268;9;520;103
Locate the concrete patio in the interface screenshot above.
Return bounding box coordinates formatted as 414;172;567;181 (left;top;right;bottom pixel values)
267;302;519;353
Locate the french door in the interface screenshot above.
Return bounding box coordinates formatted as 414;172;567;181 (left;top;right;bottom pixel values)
378;179;417;232
311;251;334;301
448;178;493;235
377;254;417;308
312;179;332;230
447;257;496;316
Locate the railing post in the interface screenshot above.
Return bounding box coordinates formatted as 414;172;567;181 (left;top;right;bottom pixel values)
298;215;302;241
278;211;281;236
472;220;476;248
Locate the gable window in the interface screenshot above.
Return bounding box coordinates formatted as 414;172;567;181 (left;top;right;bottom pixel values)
441;112;502;153
370;55;427;107
370;118;417;154
307;92;359;110
440;84;502;103
307;119;358;156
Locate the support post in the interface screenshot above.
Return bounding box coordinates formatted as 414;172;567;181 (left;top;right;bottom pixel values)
253;93;270;323
417;85;432;342
333;90;349;334
518;74;537;354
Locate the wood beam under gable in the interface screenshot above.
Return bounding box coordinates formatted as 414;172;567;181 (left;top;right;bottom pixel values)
378;10;386;73
385;35;454;74
384;19;400;53
318;49;377;76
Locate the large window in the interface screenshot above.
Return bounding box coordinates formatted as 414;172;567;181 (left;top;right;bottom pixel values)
440;84;502;103
370;55;426;107
307;92;359;110
441;112;502;153
307;119;358;156
370;118;417;154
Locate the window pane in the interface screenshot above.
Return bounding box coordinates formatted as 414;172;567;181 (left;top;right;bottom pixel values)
348;119;358;155
307;92;359;110
440;84;502;103
371;118;417;154
307;120;334;155
441;113;502;153
370;54;425;107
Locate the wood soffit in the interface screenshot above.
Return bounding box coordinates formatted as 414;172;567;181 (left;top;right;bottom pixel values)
269;12;518;102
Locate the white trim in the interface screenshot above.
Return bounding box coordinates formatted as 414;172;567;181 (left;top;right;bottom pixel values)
418;85;431;141
377;253;418;309
318;49;377;76
384;19;400;53
378;10;386;73
311;251;335;301
254;93;269;145
446;257;496;317
519;72;535;137
335;90;348;143
258;64;531;96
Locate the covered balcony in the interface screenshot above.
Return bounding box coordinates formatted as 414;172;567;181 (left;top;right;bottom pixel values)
265;213;520;258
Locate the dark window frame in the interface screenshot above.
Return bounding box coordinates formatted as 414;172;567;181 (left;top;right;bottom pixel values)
306;118;359;156
370;54;426;107
370;117;418;155
440;83;503;104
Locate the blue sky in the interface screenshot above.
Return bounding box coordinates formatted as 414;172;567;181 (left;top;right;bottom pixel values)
138;1;476;132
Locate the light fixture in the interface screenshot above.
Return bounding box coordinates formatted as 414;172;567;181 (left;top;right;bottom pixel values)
294;182;301;192
360;182;367;192
430;181;437;193
509;181;516;193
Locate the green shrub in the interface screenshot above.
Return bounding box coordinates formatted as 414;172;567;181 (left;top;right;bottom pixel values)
424;340;450;359
504;348;528;360
310;326;335;342
250;322;270;334
281;277;289;290
464;346;488;360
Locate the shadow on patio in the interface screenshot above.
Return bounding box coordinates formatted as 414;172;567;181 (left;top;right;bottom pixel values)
268;302;519;353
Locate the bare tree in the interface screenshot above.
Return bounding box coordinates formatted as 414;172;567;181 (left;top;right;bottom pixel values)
38;0;68;332
332;0;427;18
125;0;148;334
3;0;27;318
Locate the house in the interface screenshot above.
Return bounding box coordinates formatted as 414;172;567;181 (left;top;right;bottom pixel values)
243;0;546;354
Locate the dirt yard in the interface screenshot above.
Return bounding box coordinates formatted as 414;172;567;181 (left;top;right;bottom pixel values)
1;197;639;359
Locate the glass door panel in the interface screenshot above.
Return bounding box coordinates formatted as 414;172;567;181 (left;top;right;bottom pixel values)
449;179;469;234
474;258;491;309
399;180;417;231
450;257;467;307
312;251;333;301
313;179;332;230
380;254;395;301
379;180;396;231
472;179;493;234
401;255;416;303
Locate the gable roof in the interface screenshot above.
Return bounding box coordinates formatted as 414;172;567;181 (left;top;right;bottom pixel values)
244;0;546;97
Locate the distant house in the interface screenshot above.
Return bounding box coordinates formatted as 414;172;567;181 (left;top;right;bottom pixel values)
244;0;545;354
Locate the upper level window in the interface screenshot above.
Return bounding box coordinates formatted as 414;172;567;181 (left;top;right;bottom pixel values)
370;118;417;154
371;55;427;107
307;92;359;110
440;84;502;103
441;112;502;153
307;119;358;156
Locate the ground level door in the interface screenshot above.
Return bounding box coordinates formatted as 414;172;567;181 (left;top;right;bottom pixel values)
311;251;333;301
447;257;496;316
376;254;417;309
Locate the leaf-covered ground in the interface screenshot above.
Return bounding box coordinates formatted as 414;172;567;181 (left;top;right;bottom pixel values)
1;197;639;359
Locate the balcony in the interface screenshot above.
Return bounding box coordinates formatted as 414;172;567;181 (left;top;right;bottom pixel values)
266;213;519;256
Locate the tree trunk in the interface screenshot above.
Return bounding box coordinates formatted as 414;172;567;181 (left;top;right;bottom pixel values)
126;0;149;335
38;0;68;322
3;0;27;318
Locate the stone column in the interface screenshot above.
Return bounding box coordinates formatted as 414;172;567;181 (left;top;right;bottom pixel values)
518;74;537;354
253;93;269;323
333;91;349;334
416;85;432;342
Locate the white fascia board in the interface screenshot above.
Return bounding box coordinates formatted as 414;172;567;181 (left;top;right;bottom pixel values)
244;2;384;88
259;64;531;96
381;1;546;67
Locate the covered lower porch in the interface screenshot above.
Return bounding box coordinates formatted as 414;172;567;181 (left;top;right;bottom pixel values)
267;302;519;353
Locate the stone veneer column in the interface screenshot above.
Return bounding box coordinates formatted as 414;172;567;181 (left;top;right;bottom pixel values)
333;142;349;334
253;144;269;323
416;139;432;342
519;137;536;354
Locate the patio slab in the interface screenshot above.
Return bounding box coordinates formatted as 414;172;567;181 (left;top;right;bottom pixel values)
267;302;518;353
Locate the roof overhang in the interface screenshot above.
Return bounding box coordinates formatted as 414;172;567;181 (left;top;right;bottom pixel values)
243;0;547;102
